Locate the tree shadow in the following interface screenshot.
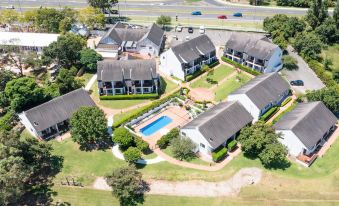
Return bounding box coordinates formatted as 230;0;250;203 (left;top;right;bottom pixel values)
158;76;167;96
264;159;291;170
79;138;113;152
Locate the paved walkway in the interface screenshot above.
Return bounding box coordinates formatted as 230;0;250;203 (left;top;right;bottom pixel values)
153;146;242;171
111;145;165;164
266;94;297;124
93;167;262;197
85;74;97;91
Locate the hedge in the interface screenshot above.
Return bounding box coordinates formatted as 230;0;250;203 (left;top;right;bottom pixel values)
100;93;159;100
280;96;292;107
113;89;181;128
208;59;220;68
212;147;228;162
221;56;261;76
156;128;179;149
227;140;237;151
259;106;279;122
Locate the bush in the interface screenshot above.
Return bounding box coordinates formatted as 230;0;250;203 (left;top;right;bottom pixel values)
134;137;149;153
227;140;237;151
280;96;292;107
186;69;204;82
0;110;15;131
212;147;228;162
123;147;141;163
100;93;159;100
208;59;220;68
156;128;179;149
113;128;135;150
221;56;261;76
170;137;196;161
113;89;180;128
259;106;279;122
308;59;337;87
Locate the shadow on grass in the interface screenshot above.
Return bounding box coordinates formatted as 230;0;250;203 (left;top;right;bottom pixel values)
78;139;114;152
243;151;291;170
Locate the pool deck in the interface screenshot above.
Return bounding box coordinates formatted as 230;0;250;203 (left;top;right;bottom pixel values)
133;106;192;147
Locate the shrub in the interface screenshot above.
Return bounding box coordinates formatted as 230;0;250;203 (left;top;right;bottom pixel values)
221;56;261;76
308;60;337;87
259;107;279;122
123;147;141;163
134;137;149;153
227;140;237;151
113;128;135;150
208;59;220;68
100;93;159;100
170;137;196;161
212;147;228;162
0;110;15;131
186;69;204;82
280;96;292;107
156;128;179;149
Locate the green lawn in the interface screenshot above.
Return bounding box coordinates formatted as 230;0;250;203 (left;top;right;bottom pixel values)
322;44;339;69
160;77;179;96
190;65;235;88
80;72;95;85
213;73;251;101
162;146;213;166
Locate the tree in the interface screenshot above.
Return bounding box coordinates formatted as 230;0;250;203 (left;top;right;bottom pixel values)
170;137;196;161
134;137;149;153
293;32;323;59
4;77;51;112
70;106;109;150
258;143;288;168
113;128;134;150
0;130;62;205
88;0;119;12
80;48;103;71
42;33;86;68
0;9;19;25
334;0;339;29
156;15;171;27
55;67;83;94
306;85;339;113
106;165;146;206
323;57;333;71
0;70;16;92
282;55;298;70
333;68;339;83
34;8;65;33
123;147;141;163
77;7;105;30
314;17;338;44
306;0;329;29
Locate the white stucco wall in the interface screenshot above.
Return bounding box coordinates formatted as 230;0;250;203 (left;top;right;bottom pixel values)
264;47;283;73
160;49;185;80
276;130;306;156
137;38;159;57
18;112;39;138
180;128;213;156
227;94;261;122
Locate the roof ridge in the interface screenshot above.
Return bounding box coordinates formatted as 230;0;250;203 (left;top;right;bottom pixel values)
290;102;322;130
244;73;275;93
197;101;236;128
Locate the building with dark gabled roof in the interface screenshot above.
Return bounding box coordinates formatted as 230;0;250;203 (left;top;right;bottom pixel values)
97;59;160;96
96;23;164;57
228;72;290;122
274;101;337;165
180;101;253;160
224;33;283;73
160;35;216;81
18;88;96;140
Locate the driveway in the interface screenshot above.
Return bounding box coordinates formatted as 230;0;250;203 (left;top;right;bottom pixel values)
281;46;325;94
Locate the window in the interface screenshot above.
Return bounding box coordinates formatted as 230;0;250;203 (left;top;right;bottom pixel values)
136;88;141;93
144;88;149;93
181;132;186;136
200;143;205;148
149;46;152;49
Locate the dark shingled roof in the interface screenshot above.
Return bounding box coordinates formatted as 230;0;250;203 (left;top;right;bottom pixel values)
23;88;96;132
144;24;164;46
172;35;215;63
97;59;158;81
231;73;290;110
225;33;278;60
274;102;337;149
182;101;253;149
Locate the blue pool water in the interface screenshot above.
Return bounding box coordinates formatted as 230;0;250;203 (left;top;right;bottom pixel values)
140;116;173;136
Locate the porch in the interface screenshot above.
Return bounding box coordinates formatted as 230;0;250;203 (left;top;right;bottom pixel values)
38;120;70;140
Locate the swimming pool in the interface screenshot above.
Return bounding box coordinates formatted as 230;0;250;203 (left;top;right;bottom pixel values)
140;116;173;136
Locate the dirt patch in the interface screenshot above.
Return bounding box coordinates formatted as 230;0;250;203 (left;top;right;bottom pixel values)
189;88;215;102
93;167;262;197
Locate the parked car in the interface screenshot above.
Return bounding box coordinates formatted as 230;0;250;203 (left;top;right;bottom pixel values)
199;26;205;34
290;80;304;86
176;25;183;32
188;27;194;33
217;15;227;19
185;36;190;41
191;11;202;15
233;12;243;17
6;5;15;9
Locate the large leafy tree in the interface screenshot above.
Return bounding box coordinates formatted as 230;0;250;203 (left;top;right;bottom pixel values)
55;67;83;94
170;137;196;161
88;0;119;12
123;147;141;163
4;77;51;112
334;0;339;29
70;106;109;150
106;165;146;206
293;32;323;60
0;130;62;205
42;33;86;68
306;0;329;29
306;85;339;113
77;7;105;30
0;9;19;25
258;143;288;167
314;17;338;44
113;128;134;150
80;48;103;71
34;8;65;33
0;70;16;92
156;15;171;27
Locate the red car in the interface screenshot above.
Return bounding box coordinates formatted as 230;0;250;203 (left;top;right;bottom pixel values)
217;15;227;19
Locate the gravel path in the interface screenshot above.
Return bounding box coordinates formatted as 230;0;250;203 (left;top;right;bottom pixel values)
93;167;262;197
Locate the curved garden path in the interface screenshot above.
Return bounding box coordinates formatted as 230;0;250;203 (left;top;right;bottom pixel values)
93;167;262;197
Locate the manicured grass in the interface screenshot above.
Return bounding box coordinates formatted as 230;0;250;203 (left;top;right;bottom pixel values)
161;77;179;97
90;82;149;109
162;146;212;166
113;104;150;124
80;72;95;85
190;65;235;89
213;73;251;101
322;44;339;69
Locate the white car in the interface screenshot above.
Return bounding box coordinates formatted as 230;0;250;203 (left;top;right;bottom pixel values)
176;25;183;32
199;26;205;34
